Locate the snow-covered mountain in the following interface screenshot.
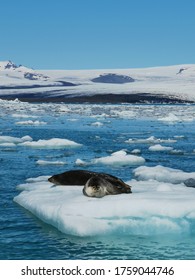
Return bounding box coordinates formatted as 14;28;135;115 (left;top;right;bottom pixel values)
0;60;195;103
0;60;18;70
0;60;49;81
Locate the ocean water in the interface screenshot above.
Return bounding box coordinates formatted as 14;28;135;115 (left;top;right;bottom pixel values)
0;99;195;260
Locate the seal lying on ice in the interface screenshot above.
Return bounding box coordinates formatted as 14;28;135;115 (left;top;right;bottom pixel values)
48;170;131;197
83;176;131;198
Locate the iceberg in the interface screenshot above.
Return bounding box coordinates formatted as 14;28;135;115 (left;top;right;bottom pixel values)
15;120;47;125
14;174;195;237
36;160;67;165
133;165;195;184
0;135;32;146
93;150;145;166
0;135;81;149
158;113;194;123
91;121;103;127
125;136;176;144
19;138;82;149
148;144;173;151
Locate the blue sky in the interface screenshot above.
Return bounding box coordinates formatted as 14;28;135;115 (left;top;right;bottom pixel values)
1;0;195;69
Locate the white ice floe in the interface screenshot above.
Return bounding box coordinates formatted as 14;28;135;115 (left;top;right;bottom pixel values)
110;109;135;119
133;165;195;184
0;143;16;147
67;118;78;122
75;159;89;166
91;121;103;127
0;98;195;123
0;135;32;145
148;144;173;151
158;113;194;123
19;138;82;149
36;160;67;165
125;136;176;144
12;114;39;119
174;135;185;139
169;149;184;155
0;134;81;149
14;174;195;237
16;120;47;125
76;151;145;167
131;149;141;154
92;150;145;166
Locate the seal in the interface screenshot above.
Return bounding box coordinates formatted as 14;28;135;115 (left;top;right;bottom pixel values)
48;169;132;197
83;176;131;198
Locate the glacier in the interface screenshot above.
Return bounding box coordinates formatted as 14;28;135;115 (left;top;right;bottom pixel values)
0;60;195;103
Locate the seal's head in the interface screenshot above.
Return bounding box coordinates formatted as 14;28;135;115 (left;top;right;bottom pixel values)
83;176;108;198
48;175;61;185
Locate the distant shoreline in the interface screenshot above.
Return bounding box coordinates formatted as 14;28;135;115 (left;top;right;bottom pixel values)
0;93;194;104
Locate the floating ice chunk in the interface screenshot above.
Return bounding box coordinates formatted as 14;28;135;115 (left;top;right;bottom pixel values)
93;150;145;166
91;122;103;127
158;113;180;122
148;144;173;151
0;135;32;144
16;120;47;125
75;159;88;166
174;135;185;139
125;136;176;144
12;114;38;118
133;165;195;184
110;110;135;119
14;177;195;236
36;160;67;165
19;138;82;149
68;118;78;122
21;136;33;142
131;149;141;154
169;149;184;155
111;150;127;156
0;143;16;147
158;113;194;123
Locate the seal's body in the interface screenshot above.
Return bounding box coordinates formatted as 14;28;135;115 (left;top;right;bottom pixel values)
48;170;131;197
48;170;97;185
